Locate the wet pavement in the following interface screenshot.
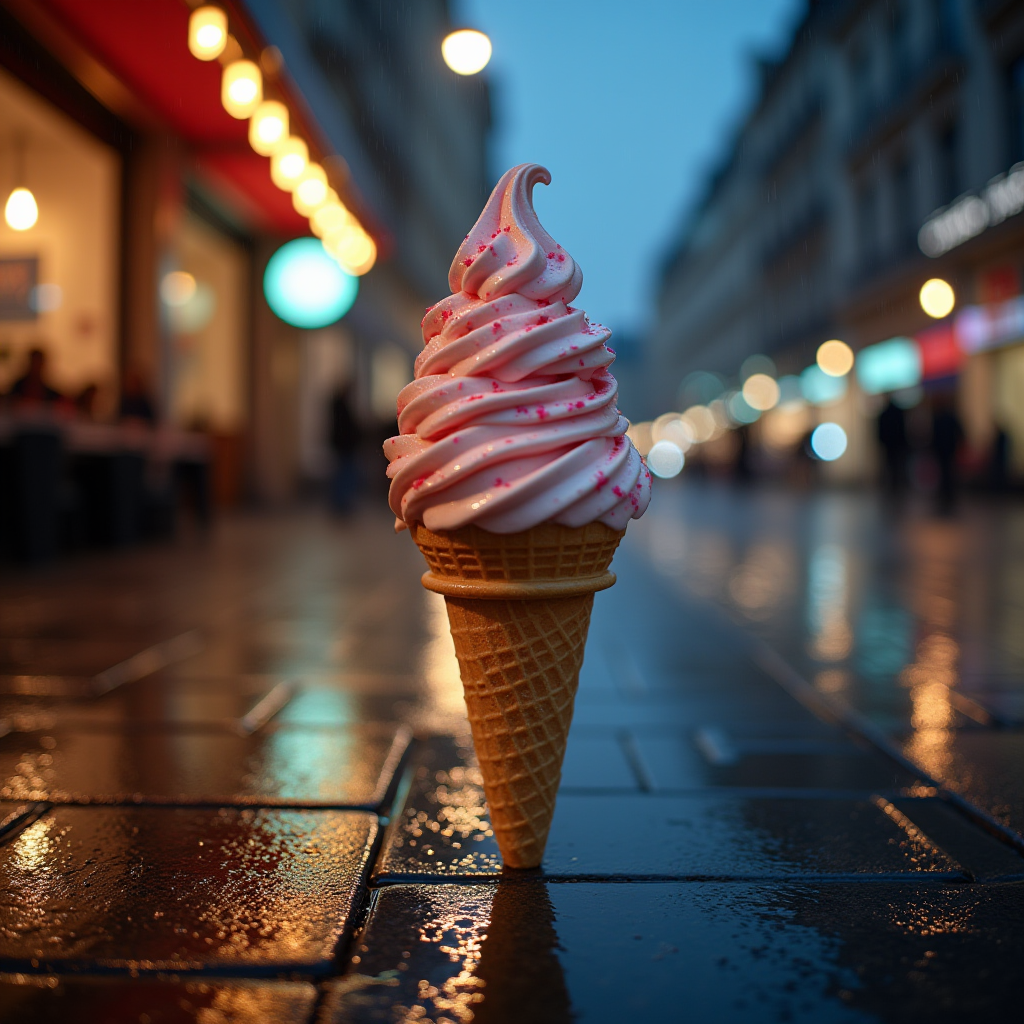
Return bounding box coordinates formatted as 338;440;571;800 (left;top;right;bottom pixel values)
0;492;1020;1021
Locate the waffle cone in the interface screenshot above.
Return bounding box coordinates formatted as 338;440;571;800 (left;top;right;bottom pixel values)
412;521;624;868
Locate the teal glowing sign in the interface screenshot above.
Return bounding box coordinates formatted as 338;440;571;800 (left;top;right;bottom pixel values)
856;337;921;395
263;238;357;328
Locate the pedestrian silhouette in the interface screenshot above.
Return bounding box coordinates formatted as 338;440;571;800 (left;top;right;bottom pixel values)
877;397;909;500
931;396;964;514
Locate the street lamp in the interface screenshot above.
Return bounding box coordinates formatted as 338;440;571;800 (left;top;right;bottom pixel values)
441;30;492;75
920;278;955;319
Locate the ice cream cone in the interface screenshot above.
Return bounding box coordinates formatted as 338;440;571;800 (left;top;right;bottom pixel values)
413;521;623;868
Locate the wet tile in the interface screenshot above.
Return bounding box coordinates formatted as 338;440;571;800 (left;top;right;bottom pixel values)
559;733;638;790
570;693;822;728
892;798;1024;880
373;740;963;879
0;975;317;1023
0;677;287;733
0;806;376;972
325;881;1024;1024
0;802;43;839
904;730;1024;839
0;724;409;808
632;727;920;791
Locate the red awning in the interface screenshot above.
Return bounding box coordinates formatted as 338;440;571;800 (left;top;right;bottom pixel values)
20;0;310;236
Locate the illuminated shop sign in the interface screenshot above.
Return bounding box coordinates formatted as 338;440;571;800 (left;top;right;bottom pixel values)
918;163;1024;257
953;295;1024;354
853;297;1024;392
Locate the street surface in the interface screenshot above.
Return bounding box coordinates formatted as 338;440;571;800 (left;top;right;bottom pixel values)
0;482;1020;1022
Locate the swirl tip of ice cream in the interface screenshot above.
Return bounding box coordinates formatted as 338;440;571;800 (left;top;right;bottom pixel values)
386;164;652;534
447;163;583;307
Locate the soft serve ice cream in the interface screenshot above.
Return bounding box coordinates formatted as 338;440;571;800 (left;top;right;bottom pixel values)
385;163;651;533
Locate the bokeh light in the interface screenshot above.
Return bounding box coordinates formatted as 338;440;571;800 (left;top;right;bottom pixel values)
442;30;492;75
249;100;289;156
264;238;358;328
728;390;761;424
816;339;854;377
160;271;197;307
856;337;921;395
626;420;653;457
682;404;717;442
919;278;955;319
740;354;776;380
651;413;693;451
810;422;848;461
800;364;848;405
741;373;780;411
4;187;38;230
188;6;227;61
221;60;262;119
647;440;685;478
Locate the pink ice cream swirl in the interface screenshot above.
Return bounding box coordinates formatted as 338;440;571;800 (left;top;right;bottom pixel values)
384;163;652;534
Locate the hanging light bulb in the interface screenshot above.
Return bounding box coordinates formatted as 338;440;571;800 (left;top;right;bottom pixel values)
188;6;227;61
270;136;308;191
222;60;262;119
331;227;377;276
310;194;350;237
5;187;38;231
248;100;289;156
292;163;329;215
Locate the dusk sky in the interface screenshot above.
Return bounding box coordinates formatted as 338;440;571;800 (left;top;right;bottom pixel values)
460;0;803;339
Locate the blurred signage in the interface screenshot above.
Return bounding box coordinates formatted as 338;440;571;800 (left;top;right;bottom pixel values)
916;323;963;380
918;162;1024;257
856;337;921;394
0;256;38;320
953;296;1024;354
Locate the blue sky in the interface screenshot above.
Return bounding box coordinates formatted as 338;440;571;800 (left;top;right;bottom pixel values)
459;0;803;337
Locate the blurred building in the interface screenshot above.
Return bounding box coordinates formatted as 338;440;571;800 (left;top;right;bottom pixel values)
649;0;1024;481
0;0;490;516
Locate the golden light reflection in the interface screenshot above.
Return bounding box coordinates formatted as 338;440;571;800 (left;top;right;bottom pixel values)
903;631;960;777
406;890;492;1022
12;817;54;873
420;592;468;729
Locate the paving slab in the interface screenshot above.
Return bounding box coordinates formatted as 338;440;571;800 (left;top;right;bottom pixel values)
0;723;408;808
630;727;920;791
325;880;1024;1024
373;741;965;880
0;974;317;1023
0;806;377;973
902;730;1024;839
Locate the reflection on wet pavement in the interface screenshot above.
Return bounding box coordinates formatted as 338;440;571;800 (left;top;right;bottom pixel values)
631;481;1024;838
331;880;1024;1024
0;805;377;971
0;977;318;1024
0;506;1020;1020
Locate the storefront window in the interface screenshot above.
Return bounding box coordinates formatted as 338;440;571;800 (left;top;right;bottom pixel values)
0;66;120;414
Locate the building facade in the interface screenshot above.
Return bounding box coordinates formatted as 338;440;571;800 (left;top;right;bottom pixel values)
649;0;1024;480
0;0;490;522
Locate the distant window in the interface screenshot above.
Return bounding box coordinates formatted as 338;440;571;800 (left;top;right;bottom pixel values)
937;121;959;206
1011;55;1024;164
